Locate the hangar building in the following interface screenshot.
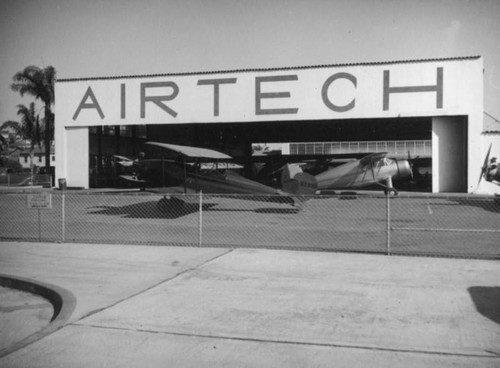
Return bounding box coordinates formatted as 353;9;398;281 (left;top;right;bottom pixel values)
55;56;484;193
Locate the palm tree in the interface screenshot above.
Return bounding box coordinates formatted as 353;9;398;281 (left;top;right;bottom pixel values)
0;134;6;154
1;102;42;182
11;65;55;172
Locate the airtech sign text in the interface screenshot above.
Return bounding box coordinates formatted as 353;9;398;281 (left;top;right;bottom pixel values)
58;61;478;127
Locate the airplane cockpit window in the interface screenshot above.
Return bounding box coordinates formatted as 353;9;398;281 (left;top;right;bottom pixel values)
374;158;394;168
200;162;227;177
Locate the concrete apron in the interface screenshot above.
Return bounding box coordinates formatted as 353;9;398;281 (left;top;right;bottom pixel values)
79;250;500;356
0;243;499;367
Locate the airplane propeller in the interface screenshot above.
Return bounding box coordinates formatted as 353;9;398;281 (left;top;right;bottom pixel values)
407;151;420;180
477;143;492;187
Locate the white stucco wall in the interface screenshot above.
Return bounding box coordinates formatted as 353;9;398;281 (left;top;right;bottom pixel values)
54;125;88;188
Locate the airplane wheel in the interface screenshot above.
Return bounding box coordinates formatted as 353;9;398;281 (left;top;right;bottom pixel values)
384;188;398;196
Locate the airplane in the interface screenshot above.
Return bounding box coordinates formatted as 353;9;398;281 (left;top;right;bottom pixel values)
116;142;317;210
282;152;413;195
478;144;499;185
476;143;500;203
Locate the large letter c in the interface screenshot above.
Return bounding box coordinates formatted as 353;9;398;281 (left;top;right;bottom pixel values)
322;72;357;112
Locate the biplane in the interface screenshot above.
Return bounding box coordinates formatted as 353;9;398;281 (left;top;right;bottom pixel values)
115;142;316;209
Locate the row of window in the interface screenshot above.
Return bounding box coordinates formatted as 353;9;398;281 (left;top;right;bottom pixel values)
22;155;56;163
89;125;147;138
289;140;432;156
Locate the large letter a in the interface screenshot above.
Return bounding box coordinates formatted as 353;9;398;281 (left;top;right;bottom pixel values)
73;86;105;120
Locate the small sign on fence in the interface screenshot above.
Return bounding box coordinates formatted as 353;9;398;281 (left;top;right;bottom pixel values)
27;192;52;209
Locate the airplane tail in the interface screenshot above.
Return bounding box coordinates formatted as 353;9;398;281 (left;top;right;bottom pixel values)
281;164;317;195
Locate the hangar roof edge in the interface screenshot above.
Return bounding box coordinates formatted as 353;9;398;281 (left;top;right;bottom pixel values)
57;56;481;83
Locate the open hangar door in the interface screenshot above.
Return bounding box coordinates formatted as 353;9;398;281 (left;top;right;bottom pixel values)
86;117;435;191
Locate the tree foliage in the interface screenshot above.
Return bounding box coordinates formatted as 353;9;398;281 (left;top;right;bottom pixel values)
10;65;56;169
1;102;42;176
2;103;42;149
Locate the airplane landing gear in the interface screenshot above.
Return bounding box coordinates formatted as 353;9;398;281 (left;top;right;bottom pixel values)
384;187;398;196
384;177;398;196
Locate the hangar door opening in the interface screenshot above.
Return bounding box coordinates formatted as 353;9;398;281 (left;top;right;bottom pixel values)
87;117;436;192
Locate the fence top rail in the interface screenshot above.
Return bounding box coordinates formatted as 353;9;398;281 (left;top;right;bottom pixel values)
1;189;498;202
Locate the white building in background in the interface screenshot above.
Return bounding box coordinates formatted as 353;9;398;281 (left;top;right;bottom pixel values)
18;144;56;171
55;56;485;193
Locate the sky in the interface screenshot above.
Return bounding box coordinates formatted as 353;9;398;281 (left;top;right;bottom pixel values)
1;0;500;129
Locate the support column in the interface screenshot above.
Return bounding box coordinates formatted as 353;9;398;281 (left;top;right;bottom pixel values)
432;116;467;192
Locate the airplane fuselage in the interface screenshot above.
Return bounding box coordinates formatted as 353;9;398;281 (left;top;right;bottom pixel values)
138;159;282;196
315;158;412;190
486;167;499;183
186;170;281;195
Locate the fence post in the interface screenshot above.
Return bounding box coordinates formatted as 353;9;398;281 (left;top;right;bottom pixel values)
38;208;42;241
199;191;203;247
61;192;65;242
386;193;391;256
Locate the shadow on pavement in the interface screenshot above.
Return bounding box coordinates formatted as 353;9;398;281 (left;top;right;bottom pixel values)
88;201;299;219
88;201;217;219
468;286;500;324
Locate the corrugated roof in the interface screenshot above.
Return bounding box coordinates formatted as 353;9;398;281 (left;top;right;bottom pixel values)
57;56;481;83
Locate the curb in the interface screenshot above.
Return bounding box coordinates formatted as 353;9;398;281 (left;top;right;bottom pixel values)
0;274;77;358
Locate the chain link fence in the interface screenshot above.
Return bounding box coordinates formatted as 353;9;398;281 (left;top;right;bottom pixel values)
0;173;52;188
0;190;498;259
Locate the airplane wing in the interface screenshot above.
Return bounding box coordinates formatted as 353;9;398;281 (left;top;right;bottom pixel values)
145;142;232;160
113;155;135;166
114;155;132;161
119;175;146;183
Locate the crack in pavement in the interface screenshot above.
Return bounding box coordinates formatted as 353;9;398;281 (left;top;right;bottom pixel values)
69;323;500;360
76;248;235;322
